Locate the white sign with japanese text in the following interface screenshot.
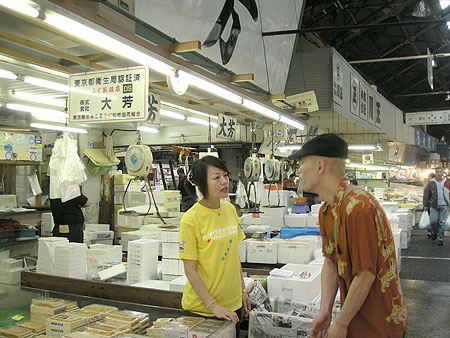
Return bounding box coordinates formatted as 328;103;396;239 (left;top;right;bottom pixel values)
68;66;148;123
350;73;359;115
333;57;344;107
216;114;237;140
147;93;161;126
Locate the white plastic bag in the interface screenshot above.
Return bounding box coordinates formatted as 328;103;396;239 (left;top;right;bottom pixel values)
235;180;248;208
419;212;430;230
60;183;81;203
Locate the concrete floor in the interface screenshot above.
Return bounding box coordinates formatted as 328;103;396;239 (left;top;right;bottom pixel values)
400;228;450;337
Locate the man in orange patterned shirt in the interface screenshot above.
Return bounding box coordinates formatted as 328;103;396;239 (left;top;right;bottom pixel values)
289;134;407;338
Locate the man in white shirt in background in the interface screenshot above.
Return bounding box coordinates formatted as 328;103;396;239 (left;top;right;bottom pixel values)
423;167;450;246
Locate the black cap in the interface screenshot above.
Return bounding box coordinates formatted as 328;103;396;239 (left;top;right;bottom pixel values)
288;133;348;160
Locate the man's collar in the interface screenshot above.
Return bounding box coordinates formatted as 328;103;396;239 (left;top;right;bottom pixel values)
322;179;349;212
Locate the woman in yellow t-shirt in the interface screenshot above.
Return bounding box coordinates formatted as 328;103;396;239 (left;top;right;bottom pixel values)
178;155;250;329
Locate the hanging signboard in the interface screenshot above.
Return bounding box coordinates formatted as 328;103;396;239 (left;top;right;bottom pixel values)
271;91;319;113
68;66;149;123
332;57;344;107
147;92;161;126
0;131;42;161
263;123;287;141
375;99;382;127
359;83;367;120
216;113;237;140
367;94;375;125
350;73;359;115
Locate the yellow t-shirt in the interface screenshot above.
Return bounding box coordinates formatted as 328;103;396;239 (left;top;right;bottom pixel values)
178;200;245;316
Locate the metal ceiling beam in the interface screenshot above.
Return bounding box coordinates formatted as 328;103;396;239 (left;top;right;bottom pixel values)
262;19;447;36
396;90;450;97
350;53;450;64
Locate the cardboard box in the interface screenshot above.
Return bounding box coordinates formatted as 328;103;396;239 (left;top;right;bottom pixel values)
46;314;85;336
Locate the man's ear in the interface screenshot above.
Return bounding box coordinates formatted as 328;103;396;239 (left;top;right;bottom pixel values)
317;158;326;174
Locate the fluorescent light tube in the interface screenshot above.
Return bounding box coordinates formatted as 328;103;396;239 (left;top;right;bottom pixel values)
179;70;242;104
24;76;68;92
279;115;305;130
161;101;218;119
242;99;280;120
11;91;66;107
0;0;39;18
137;126;159;134
0;69;17;80
187;116;218;128
44;13;175;76
348;145;376;150
159;109;185;120
30;123;87;134
278;145;302;152
6;103;66;117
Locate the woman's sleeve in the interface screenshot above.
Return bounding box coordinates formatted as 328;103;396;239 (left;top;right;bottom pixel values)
178;219;198;260
232;205;246;242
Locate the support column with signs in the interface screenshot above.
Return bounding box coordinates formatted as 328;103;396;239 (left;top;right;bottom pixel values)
216;114;237;141
68;66;149;123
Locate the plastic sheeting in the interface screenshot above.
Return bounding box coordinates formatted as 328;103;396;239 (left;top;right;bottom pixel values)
48;133;87;202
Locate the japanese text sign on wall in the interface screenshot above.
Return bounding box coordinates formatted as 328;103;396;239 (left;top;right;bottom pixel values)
68;66;149;123
147;92;161;126
332;57;344;107
0;132;42;161
216;114;237;140
263;123;287;141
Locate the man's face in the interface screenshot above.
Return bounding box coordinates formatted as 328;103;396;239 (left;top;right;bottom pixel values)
436;168;444;181
299;156;319;193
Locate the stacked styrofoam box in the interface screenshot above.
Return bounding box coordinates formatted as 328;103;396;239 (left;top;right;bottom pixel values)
0;195;17;209
238;241;247;262
380;202;399;214
0;257;23;284
392;229;402;272
240;213;318;232
54;243;87;279
41;212;55;236
84;224;114;246
127;239;159;285
37;237;69;274
310;203;323;215
308;256;325;267
152;190;181;213
86;244;123;278
117;212;145;228
120;224;162;253
267;263;322;304
260;189;289;207
16;165;33;206
374;188;386;200
276;238;317;264
391;210;411;249
259;206;288;218
245;239;278;264
161;229;183;279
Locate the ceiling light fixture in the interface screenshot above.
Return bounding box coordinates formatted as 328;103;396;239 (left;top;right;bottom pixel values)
0;0;39;18
0;69;17;80
6;103;66;117
242;99;280;120
348;145;377;150
279;115;306;130
10;91;66;107
187;116;218;128
137;126;159;134
159;109;185;120
44;13;175;76
30;123;87;134
412;0;432;17
278;145;302;152
23;76;68;92
178;70;243;104
161;101;218;119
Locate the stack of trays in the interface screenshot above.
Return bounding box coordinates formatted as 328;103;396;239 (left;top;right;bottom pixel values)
54;243;87;279
127;239;158;285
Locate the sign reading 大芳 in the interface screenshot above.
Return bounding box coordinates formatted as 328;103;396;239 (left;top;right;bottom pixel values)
68;66;148;123
216;114;237;140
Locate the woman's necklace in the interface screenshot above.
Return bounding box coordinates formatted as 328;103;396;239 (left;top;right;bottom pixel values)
200;199;221;216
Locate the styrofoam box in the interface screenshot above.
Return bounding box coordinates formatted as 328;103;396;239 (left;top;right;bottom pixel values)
162;242;179;259
276;239;315;264
393;229;401;253
0;258;23;271
161;230;180;243
169;275;187;292
380;202;399;214
400;231;410;249
246;240;278;264
238;241;246;263
267;263;321;304
393;213;409;230
0;250;10;260
0;268;21;284
387;216;399;232
0;195;17;208
85;239;113;246
162;258;182;275
41;212;55;235
259;206;288;218
308;256;325;267
85;224;110;232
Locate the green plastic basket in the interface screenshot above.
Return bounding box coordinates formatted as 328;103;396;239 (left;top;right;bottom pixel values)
84;148;120;175
87;159;113;175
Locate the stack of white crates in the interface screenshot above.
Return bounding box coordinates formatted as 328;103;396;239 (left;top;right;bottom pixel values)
161;229;184;280
84;224;114;246
127;238;158;285
0;257;22;284
54;243;87;279
37;237;69;274
152;191;181;213
40;212;55;236
395;210;411;250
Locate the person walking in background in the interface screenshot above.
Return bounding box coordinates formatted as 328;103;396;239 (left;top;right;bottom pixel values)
289;133;407;338
283;173;297;191
50;193;90;243
177;168;196;212
424;172;436;238
423;167;450;246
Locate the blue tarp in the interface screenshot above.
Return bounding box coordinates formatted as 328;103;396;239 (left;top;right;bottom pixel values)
280;226;321;239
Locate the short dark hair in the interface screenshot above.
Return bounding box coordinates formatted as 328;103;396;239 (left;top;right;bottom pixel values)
190;156;229;199
177;168;185;176
289;173;296;179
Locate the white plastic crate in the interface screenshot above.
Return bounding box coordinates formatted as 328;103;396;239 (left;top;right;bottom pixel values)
238;241;246;263
246;240;277;264
160;229;179;243
267;263;321;304
162;242;179;259
276;239;316;264
85;224;110;232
